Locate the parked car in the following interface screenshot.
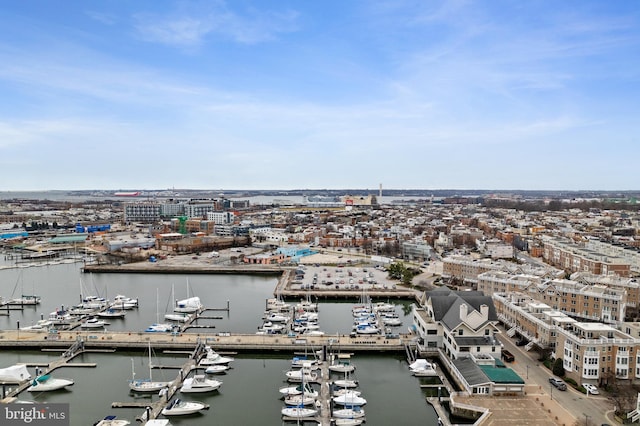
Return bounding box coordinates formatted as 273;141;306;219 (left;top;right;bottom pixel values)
501;349;515;362
515;339;527;346
548;377;567;391
583;383;599;395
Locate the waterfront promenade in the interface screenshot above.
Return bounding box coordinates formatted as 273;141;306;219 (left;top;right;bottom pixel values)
0;329;414;353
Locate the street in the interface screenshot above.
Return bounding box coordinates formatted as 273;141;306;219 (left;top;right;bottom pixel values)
497;327;616;425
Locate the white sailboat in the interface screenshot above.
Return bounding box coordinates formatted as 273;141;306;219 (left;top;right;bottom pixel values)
145;288;174;333
174;279;203;313
281;362;318;419
129;344;170;393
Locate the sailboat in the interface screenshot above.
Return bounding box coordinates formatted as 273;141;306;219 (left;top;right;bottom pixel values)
281;362;318;419
7;270;41;306
145;288;174;333
129;343;170;393
174;279;203;313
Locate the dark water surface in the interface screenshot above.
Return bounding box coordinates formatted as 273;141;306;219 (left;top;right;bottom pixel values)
0;261;438;425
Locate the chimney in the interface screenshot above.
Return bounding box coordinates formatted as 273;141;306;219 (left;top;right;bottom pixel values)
459;303;468;321
480;304;489;319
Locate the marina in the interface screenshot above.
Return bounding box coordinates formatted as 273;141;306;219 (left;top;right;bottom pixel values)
0;258;441;425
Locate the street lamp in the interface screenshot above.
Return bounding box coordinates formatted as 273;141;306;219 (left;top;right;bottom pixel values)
526;364;529;379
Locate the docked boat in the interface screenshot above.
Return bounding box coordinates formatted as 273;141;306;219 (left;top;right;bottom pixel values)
353;323;379;335
204;365;229;374
20;319;53;332
164;312;191;322
80;317;109;329
129;346;170;393
94;415;131;426
161;398;207;416
174;296;203;313
409;359;437;377
333;379;358;388
7;294;41;306
199;347;234;366
333;388;361;397
281;406;318;419
145;323;175;333
285;368;318;383
144;421;171;426
0;364;31;382
110;295;138;310
284;393;316;406
180;374;222;393
333;407;366;419
97;308;126;319
334;418;364;425
27;374;74;392
328;354;356;374
278;383;318;398
332;391;367;406
264;312;289;322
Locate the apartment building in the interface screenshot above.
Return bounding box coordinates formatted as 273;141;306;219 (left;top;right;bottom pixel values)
586;239;640;274
542;237;631;277
572;272;640;309
442;255;563;285
494;292;639;385
480;272;627;323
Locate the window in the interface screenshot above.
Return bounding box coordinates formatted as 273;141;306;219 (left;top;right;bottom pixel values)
458;329;463;336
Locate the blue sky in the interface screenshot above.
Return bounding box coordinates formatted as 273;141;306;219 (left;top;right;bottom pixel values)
0;1;638;191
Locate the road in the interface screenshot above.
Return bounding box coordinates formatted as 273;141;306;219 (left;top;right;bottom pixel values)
497;327;615;426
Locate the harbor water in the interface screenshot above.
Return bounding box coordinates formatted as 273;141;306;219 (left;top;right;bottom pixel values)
0;259;440;425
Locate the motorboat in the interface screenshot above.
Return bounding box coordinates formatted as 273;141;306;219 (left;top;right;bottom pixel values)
281;406;318;419
354;323;379;335
333;407;366;419
145;323;175;333
97;308;126;319
204;365;229;374
129;347;170;393
20;319;53;332
111;295;138;310
80;317;109;329
409;359;437;377
332;391;367;406
27;374;74;392
0;364;31;382
291;356;318;369
94;415;131;426
174;296;203;313
143;421;171;426
284;393;316;406
266;298;290;312
278;383;317;398
180;375;222;393
373;302;395;312
199;347;234;366
48;308;73;325
382;316;403;326
161;398;207;416
264;312;289;322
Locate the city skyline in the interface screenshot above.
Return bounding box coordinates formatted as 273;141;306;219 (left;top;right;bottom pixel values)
0;1;639;191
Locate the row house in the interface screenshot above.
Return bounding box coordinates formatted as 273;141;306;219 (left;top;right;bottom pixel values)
542;237;631;277
443;255;563;285
585;239;640;275
571;272;640;309
480;272;626;323
493;292;639;386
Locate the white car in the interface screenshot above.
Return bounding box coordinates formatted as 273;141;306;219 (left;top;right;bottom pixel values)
583;383;599;395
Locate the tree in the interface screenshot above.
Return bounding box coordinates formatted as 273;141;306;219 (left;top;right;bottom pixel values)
552;358;565;377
